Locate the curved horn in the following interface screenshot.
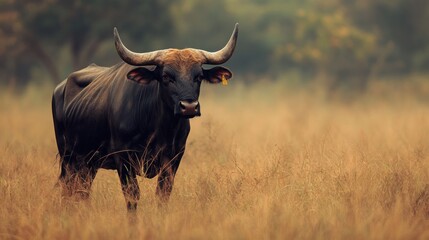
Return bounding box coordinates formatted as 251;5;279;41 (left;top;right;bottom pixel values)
199;23;239;65
113;27;163;66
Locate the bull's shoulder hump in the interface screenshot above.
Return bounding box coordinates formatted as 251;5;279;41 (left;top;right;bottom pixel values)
67;64;109;87
63;64;110;108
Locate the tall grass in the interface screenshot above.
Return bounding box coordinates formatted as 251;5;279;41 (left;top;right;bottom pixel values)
1;77;429;239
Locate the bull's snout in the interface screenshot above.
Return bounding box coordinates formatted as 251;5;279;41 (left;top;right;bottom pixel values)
179;100;200;117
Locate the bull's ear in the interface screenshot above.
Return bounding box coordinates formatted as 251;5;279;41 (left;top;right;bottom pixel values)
127;67;156;85
203;66;232;84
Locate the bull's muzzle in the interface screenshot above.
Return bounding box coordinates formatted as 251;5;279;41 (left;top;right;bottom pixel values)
179;100;200;118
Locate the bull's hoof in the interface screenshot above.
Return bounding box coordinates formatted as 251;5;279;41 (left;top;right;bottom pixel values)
127;202;138;211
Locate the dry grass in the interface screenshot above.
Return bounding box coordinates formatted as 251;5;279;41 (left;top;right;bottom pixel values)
2;78;429;239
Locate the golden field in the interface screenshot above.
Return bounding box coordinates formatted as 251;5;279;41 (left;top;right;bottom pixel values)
2;78;429;239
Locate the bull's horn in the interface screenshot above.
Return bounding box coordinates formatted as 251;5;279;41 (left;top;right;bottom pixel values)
113;27;163;66
199;23;239;65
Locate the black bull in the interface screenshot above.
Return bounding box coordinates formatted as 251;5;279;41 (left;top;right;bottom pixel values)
52;24;238;210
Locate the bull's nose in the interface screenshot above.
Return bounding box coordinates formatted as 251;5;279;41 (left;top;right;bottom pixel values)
179;100;200;116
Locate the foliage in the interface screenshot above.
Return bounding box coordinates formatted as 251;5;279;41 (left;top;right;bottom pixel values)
0;0;428;89
0;0;173;84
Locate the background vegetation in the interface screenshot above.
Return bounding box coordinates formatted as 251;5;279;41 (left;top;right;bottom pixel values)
1;0;429;239
1;0;429;91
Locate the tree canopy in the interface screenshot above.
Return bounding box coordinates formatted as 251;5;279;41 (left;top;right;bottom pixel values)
1;0;428;88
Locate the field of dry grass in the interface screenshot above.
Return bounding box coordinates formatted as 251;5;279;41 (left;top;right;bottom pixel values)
2;78;429;239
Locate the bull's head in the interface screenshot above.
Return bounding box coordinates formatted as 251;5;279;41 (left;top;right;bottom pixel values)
113;24;238;118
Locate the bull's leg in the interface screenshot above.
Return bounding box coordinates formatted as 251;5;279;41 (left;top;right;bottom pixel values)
156;154;182;203
58;154;98;200
117;162;140;211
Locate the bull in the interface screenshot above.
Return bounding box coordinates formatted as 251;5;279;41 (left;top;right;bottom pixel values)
52;24;238;210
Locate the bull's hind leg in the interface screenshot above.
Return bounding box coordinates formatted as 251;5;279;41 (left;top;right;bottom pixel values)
59;154;98;200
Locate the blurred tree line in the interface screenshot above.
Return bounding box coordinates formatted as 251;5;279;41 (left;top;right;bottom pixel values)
0;0;428;90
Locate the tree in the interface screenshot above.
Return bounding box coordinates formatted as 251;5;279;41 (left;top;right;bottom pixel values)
0;0;173;85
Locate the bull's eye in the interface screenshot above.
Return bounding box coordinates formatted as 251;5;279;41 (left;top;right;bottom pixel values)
163;74;175;84
194;75;203;83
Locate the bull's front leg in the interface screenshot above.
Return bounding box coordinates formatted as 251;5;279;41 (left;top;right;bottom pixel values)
156;153;183;203
117;159;140;211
